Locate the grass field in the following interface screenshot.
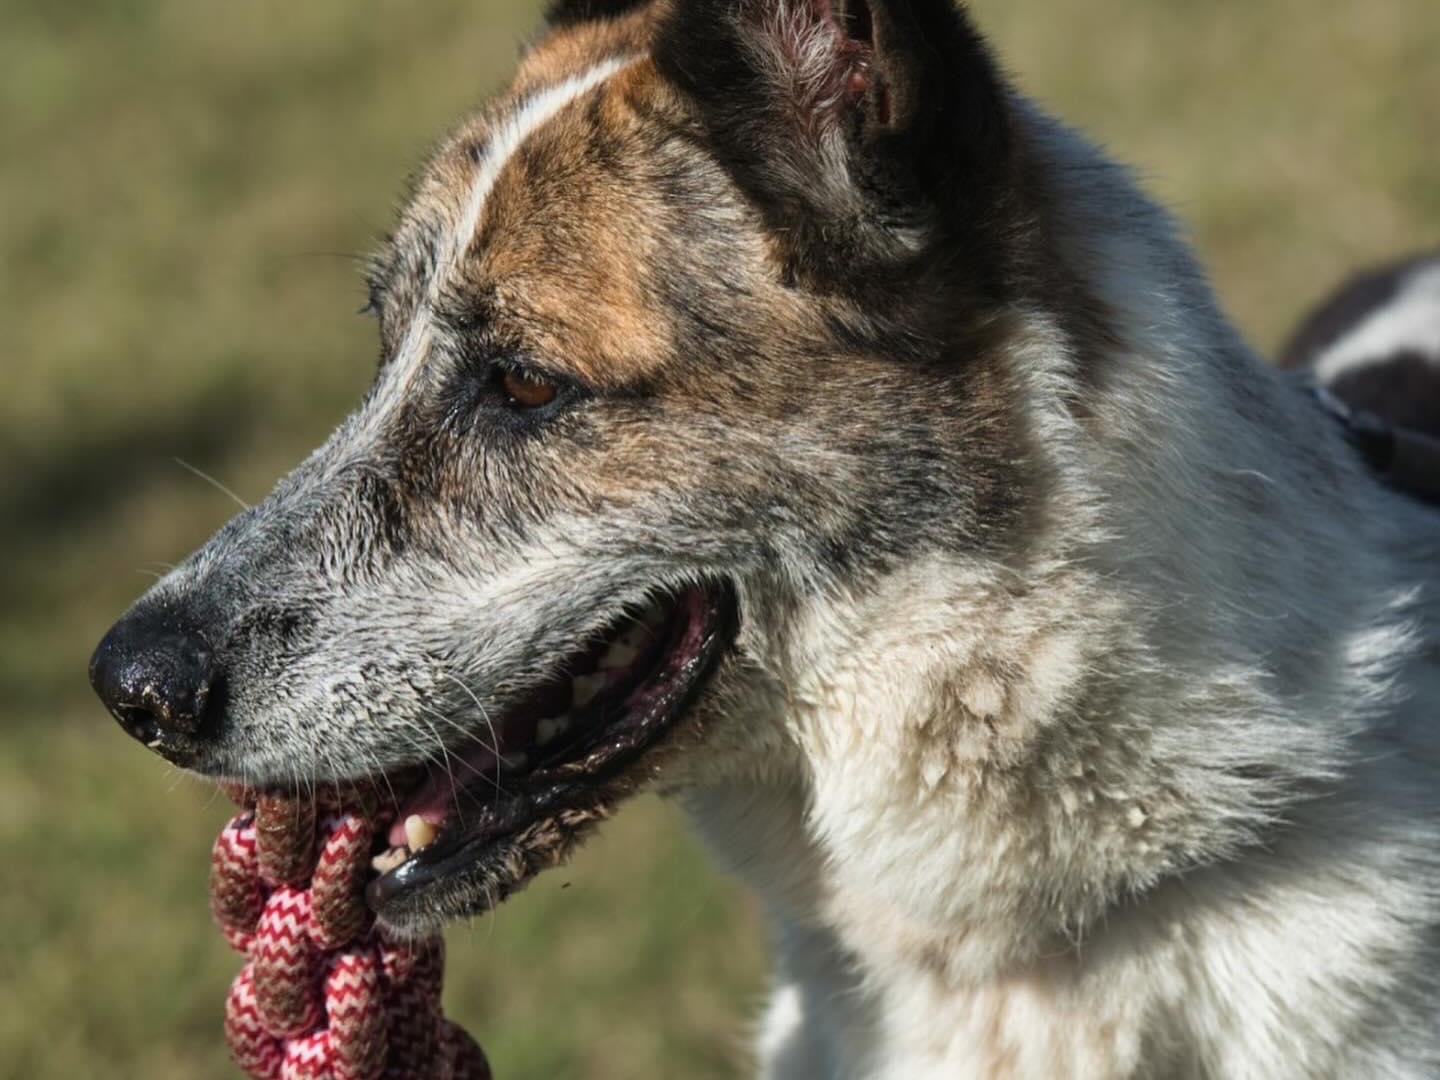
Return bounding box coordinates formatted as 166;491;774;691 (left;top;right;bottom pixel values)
2;0;1437;1076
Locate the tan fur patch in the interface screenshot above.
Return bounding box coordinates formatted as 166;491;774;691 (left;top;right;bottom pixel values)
512;4;664;95
472;61;677;386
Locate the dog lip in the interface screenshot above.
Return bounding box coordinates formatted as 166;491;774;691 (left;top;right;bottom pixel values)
365;580;739;914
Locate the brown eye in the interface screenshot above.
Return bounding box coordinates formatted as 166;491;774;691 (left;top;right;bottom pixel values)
500;368;559;409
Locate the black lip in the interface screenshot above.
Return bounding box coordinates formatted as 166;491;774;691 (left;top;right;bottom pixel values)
367;581;739;915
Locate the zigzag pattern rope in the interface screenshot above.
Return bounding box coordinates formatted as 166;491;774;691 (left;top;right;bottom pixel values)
210;787;490;1080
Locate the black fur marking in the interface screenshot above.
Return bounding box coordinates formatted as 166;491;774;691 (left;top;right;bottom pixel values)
1329;352;1440;440
653;0;1016;299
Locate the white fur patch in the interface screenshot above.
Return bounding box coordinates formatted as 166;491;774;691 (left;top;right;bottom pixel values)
365;56;634;422
1313;261;1440;384
443;56;634;287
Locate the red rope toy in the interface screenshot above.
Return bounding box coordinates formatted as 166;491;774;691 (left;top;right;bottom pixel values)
209;786;490;1080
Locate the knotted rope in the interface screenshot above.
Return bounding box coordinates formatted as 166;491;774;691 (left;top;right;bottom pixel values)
209;786;490;1080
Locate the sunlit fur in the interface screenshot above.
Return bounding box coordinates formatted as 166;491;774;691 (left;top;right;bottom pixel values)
116;0;1440;1075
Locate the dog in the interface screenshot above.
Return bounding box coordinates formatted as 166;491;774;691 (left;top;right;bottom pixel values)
1280;250;1440;442
89;0;1440;1075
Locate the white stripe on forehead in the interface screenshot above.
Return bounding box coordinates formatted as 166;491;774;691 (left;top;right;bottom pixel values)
364;56;636;425
439;55;635;299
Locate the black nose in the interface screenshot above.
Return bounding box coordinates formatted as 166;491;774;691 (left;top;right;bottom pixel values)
89;607;220;759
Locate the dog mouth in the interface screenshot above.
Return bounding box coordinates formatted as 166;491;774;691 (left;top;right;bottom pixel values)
364;581;738;926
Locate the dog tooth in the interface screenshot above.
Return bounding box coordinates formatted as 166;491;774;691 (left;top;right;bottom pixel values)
641;602;666;628
371;846;410;875
537;716;569;746
572;673;605;707
600;641;639;669
404;814;437;852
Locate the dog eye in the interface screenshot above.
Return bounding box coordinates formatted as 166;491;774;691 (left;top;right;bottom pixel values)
499;368;560;410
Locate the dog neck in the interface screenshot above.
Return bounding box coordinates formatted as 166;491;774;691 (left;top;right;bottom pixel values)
681;105;1440;1076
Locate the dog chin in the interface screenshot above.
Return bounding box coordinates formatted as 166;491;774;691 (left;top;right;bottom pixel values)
362;580;740;933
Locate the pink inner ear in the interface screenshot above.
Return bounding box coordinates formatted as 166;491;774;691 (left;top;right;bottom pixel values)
762;0;882;133
833;0;889;124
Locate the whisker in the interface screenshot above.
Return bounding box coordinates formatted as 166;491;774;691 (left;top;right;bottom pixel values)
438;672;510;800
414;700;511;805
173;457;250;511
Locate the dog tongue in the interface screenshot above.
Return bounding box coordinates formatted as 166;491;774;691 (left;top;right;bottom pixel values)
387;743;500;846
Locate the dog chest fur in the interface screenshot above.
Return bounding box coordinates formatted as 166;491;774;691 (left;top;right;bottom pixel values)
690;527;1440;1077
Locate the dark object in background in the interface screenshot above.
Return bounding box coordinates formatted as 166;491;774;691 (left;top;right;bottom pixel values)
1280;251;1440;439
1282;252;1440;506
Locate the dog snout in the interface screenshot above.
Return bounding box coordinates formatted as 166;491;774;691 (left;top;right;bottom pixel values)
89;606;222;763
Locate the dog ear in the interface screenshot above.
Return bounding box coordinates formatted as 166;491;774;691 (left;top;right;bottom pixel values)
655;0;1013;288
544;0;647;28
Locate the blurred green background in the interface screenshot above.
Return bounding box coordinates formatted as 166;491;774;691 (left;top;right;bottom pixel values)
2;0;1436;1076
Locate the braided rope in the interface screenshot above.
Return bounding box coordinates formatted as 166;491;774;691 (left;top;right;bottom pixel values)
210;787;490;1080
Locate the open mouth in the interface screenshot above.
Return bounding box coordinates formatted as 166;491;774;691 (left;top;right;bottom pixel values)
364;581;738;927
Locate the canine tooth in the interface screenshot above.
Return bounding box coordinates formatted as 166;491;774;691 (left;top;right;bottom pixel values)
572;673;605;707
404;815;437;852
537;716;569;746
641;603;666;628
371;846;410;875
600;641;639;669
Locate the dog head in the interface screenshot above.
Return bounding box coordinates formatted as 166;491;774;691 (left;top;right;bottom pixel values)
91;0;1070;933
